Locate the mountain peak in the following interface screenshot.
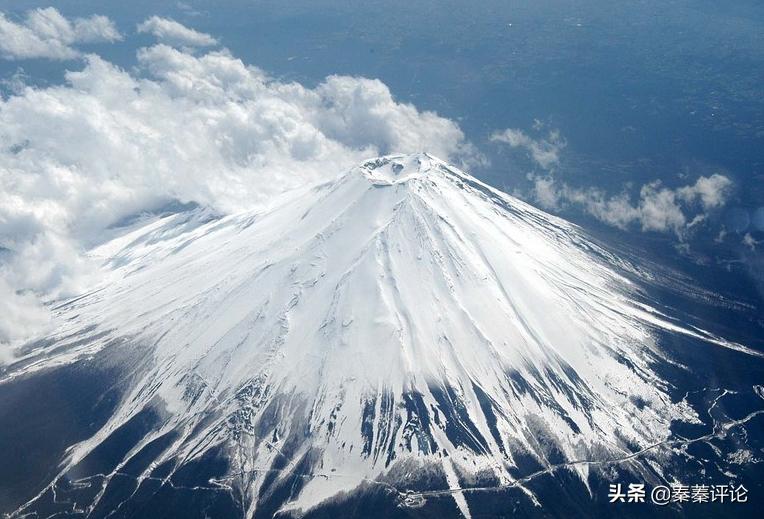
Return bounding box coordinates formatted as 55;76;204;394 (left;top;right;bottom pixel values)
5;154;747;517
359;152;439;185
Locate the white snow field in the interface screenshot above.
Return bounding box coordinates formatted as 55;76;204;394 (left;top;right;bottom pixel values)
4;153;756;517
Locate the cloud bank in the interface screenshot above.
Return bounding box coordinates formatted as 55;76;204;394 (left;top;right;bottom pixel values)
0;7;121;60
137;16;218;47
530;173;733;236
0;41;474;349
492;124;734;237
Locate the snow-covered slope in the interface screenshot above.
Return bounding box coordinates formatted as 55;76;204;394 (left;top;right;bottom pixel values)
3;154;757;517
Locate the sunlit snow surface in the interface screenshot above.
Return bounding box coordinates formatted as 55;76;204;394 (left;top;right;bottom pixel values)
3;154;763;517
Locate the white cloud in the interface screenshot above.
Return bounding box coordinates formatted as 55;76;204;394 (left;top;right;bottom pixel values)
0;7;121;60
528;175;560;209
71;15;122;43
137;16;218;47
491;127;566;170
0;278;52;352
501;124;735;237
677;173;733;209
530;174;733;237
0;43;475;350
743;233;759;251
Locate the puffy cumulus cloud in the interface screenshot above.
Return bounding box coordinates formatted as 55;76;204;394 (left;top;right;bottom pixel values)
0;7;121;60
677;174;733;209
0;43;475;352
529;173;733;237
491;127;566;170
137;16;218;48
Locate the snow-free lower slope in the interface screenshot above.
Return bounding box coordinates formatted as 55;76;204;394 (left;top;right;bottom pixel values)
4;154;752;516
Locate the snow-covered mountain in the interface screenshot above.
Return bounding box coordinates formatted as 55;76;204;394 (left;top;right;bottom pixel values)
3;154;762;518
